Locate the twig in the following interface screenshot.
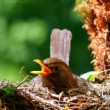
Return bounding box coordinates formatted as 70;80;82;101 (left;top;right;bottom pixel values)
16;75;29;88
98;98;110;110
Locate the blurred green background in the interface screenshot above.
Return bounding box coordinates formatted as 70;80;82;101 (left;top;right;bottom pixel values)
0;0;93;82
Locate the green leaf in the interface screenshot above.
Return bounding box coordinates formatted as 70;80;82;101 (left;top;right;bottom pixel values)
80;71;100;81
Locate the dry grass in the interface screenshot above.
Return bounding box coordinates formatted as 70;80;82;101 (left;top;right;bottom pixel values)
0;77;110;110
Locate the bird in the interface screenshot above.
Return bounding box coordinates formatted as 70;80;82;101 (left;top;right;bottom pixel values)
30;29;89;94
31;57;88;94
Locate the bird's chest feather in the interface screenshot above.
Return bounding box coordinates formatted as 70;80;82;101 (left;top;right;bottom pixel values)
46;72;73;88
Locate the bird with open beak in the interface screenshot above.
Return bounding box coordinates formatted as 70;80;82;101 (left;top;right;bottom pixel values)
31;29;89;94
31;57;88;94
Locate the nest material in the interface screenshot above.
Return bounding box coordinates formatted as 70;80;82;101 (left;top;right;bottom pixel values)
0;79;110;110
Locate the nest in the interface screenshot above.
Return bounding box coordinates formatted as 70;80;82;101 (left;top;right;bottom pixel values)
0;78;110;110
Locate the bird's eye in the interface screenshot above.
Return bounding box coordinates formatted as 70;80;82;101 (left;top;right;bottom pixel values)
54;66;59;72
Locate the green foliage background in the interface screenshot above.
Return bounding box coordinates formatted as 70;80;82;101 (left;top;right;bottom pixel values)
0;0;92;82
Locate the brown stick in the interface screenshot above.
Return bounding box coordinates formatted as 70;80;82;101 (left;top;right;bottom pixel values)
50;29;72;65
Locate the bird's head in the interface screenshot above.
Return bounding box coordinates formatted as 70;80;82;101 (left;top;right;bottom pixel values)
31;58;74;88
31;58;70;77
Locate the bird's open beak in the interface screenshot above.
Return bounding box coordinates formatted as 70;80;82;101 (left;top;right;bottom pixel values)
31;59;52;76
